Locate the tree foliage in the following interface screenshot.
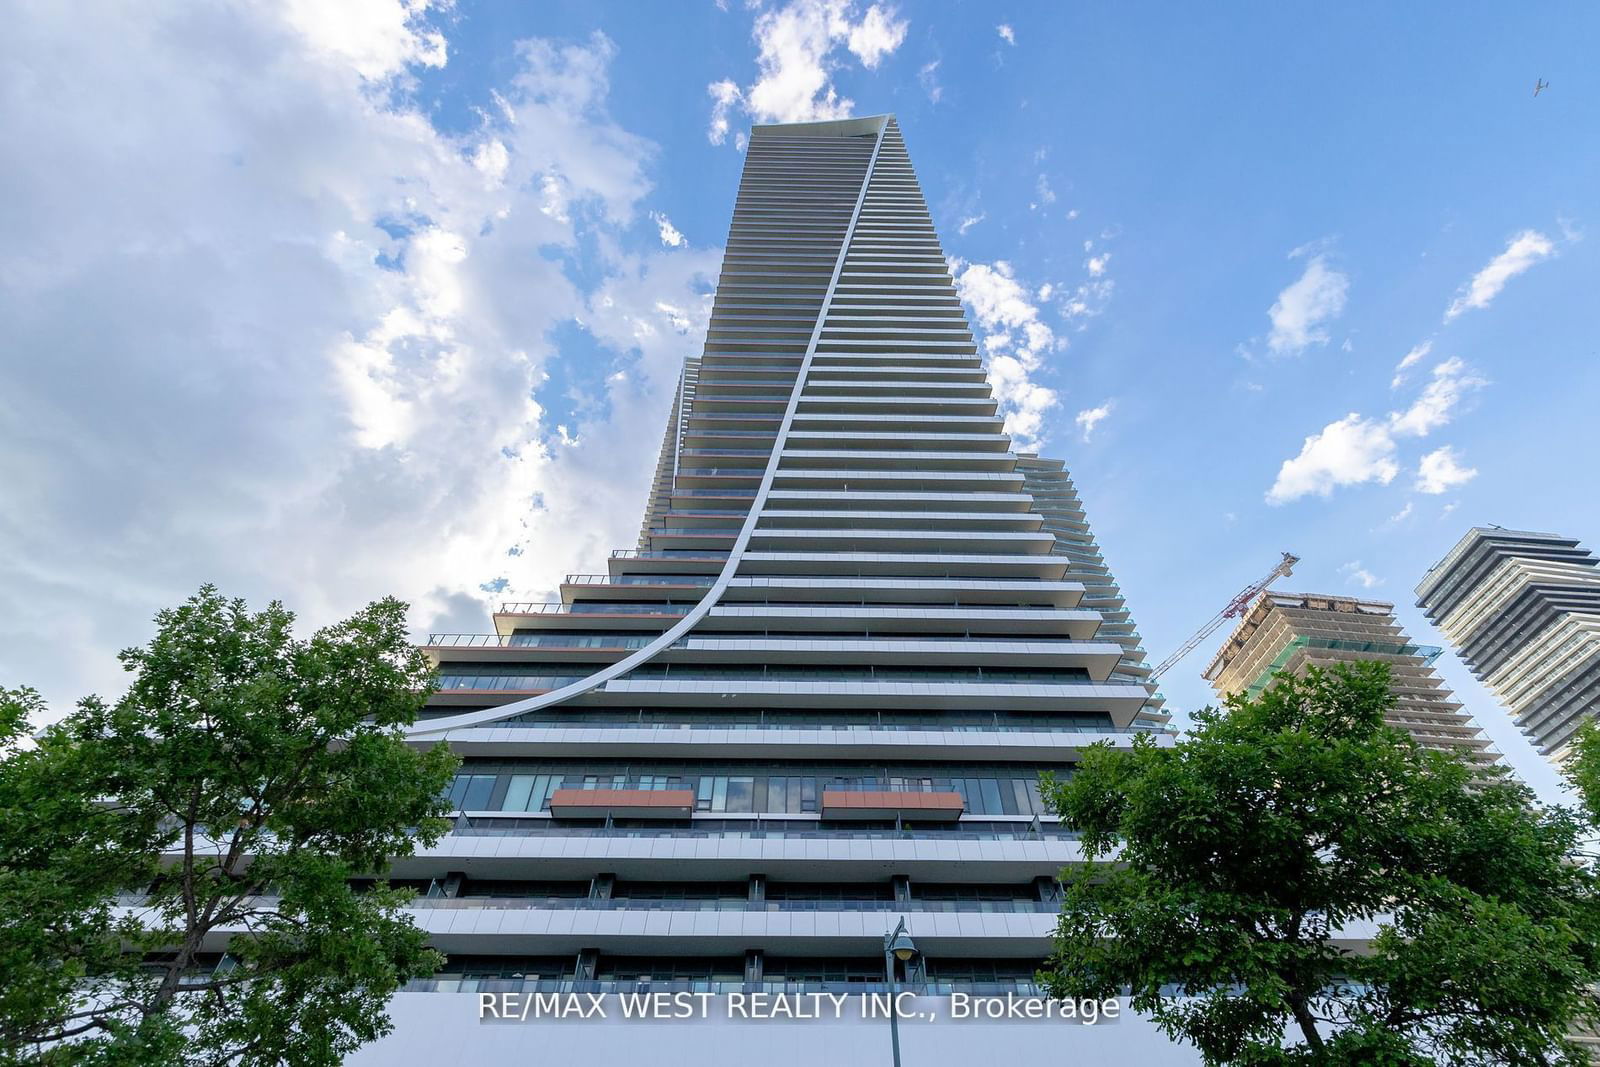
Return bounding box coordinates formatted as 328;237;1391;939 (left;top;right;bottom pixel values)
1039;662;1600;1066
0;586;459;1066
1566;719;1600;829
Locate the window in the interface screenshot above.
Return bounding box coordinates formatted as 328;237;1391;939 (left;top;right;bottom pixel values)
448;774;497;811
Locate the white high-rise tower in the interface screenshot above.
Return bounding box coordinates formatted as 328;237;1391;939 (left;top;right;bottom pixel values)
356;115;1193;1065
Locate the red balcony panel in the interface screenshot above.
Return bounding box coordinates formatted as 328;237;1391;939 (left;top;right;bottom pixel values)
547;789;697;819
820;790;965;821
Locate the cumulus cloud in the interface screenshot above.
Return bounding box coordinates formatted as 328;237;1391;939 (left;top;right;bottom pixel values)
1416;446;1478;494
1267;254;1349;355
1265;415;1401;504
996;23;1016;44
706;79;743;146
950;258;1060;449
845;3;908;67
1265;357;1485;503
1390;339;1432;389
706;0;907;143
0;8;720;711
1075;401;1114;442
1388;357;1487;437
1444;229;1555;321
650;211;686;247
918;59;942;103
1340;561;1383;589
957;212;985;234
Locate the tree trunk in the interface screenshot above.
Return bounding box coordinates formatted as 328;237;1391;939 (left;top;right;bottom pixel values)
1288;994;1325;1054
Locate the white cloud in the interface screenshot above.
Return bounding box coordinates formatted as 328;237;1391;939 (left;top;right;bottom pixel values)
1415;446;1478;494
950;258;1060;449
282;0;448;81
1267;254;1349;355
1075;401;1114;442
957;212;985;235
1265;414;1400;504
1035;174;1056;205
1086;253;1109;277
650;211;685;247
918;59;942;103
706;79;743;145
1388;357;1486;437
1267;357;1486;503
1036;283;1054;301
997;23;1016;44
0;9;722;713
1389;339;1432;389
1387;501;1414;524
845;4;908;68
1444;229;1556;321
1340;561;1383;589
706;0;908;142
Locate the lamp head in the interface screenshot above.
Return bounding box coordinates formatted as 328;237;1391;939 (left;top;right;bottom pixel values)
889;930;918;961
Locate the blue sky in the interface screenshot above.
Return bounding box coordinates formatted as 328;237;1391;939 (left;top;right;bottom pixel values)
1;1;1595;797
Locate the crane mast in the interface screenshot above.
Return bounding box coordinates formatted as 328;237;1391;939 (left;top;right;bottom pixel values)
1148;552;1299;681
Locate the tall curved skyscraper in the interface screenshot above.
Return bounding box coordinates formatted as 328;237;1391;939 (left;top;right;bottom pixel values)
366;114;1185;1064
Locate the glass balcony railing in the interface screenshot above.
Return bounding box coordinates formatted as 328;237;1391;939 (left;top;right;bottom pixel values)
407;896;1054;914
425;634;653;650
611;549;731;559
490;714;1140;735
404;977;1046;996
496;603;694;615
563;574;716;586
446;821;1080;843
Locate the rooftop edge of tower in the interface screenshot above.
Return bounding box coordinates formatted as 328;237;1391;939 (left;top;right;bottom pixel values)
749;114;892;138
1415;526;1589;603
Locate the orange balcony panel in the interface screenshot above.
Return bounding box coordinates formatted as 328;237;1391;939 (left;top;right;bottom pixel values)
820;790;965;821
547;788;696;819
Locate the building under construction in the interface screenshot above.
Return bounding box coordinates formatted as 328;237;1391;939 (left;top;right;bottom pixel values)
1204;591;1497;767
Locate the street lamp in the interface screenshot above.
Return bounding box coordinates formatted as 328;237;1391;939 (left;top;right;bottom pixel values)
883;915;920;1067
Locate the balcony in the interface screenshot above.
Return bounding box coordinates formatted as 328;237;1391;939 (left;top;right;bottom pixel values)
820;790;964;821
547;789;697;819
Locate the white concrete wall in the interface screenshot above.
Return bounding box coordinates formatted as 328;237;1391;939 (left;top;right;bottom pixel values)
348;993;1204;1066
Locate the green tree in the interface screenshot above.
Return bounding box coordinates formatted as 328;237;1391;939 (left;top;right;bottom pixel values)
1039;662;1600;1066
0;586;459;1066
1567;719;1600;828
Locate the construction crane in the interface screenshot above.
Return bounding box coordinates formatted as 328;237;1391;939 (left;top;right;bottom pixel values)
1149;552;1299;681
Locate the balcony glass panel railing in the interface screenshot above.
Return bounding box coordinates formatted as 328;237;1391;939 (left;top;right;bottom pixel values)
668;489;759;498
495;709;1132;733
436;675;585;692
447;818;1080;843
401;896;1054;914
621;665;1093;684
404;977;1046;996
564;574;716;586
424;634;653;650
611;549;732;559
496;603;695;616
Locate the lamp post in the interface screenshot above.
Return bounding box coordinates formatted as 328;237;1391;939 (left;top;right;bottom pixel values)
883;915;919;1067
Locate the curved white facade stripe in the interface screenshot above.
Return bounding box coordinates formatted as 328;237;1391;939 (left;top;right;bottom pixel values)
411;116;892;739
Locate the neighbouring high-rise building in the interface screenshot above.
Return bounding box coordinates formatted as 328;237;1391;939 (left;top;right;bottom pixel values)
1204;591;1497;767
353;115;1198;1064
1416;527;1600;763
